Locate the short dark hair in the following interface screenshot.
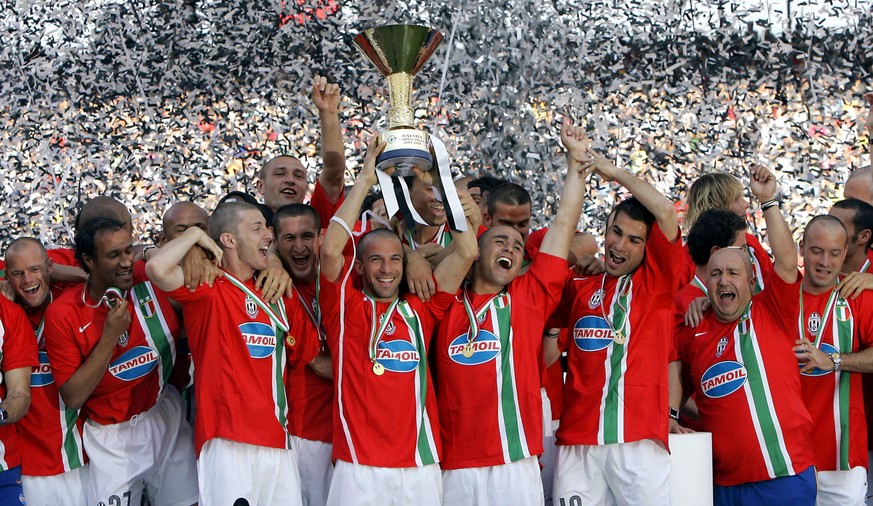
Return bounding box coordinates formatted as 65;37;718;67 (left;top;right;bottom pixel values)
361;191;384;217
487;183;531;215
687;209;747;266
75;217;126;273
468;176;506;195
611;197;656;231
5;237;48;264
832;198;873;249
273;204;322;232
209;202;261;244
357;228;404;261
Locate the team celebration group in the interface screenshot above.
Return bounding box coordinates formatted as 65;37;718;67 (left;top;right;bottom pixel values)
2;78;873;506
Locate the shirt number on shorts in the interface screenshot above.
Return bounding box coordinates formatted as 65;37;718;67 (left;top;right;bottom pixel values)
559;496;583;506
98;491;131;506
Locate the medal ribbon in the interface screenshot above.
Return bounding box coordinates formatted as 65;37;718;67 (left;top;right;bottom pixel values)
366;295;400;365
600;274;632;344
860;258;870;274
223;272;289;333
404;223;449;251
797;284;839;348
462;288;506;348
691;274;708;296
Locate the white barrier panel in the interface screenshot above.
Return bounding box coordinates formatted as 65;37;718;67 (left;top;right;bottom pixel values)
669;432;713;506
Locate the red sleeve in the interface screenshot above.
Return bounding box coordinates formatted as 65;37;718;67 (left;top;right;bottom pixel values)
524;228;548;259
755;272;802;339
677;243;695;290
43;300;83;388
852;291;873;349
746;233;774;280
47;248;78;267
0;298;38;373
422;290;459;321
546;274;579;329
643;223;685;292
309;179;344;228
517;253;571;316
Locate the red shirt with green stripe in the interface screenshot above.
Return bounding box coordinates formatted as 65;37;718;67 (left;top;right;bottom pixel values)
45;262;180;426
0;296;39;471
18;290;87;476
433;253;569;469
285;281;333;444
557;224;681;449
168;273;316;455
797;284;873;472
319;268;452;468
678;273;814;486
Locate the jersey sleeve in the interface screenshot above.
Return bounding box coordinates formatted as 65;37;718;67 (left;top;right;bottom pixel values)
47;247;78;267
43;301;84;388
423;289;459;321
852;291;873;349
0;298;38;372
755;271;801;339
643;223;684;291
309;179;344;227
516;253;571;316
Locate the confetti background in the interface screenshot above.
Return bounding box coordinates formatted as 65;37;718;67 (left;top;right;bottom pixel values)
2;0;872;250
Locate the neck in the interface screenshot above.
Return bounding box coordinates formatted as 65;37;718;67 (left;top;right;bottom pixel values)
694;265;707;281
802;279;835;296
222;254;256;281
87;278;110;302
471;276;505;295
842;250;866;274
24;297;51;316
412;224;440;244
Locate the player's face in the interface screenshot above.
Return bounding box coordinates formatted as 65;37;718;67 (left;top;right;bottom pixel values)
86;228;135;292
5;243;53;309
475;226;525;290
801;225;847;292
257;156;307;210
355;236;404;301
828;207;861;257
370;199;388;224
603;211;648;277
236;210;274;271
706;248;754;323
163;203;208;243
409;178;446;226
275;215;321;284
729;194;750;218
485;202;532;242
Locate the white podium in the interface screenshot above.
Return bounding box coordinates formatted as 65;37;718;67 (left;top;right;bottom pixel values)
669;432;713;506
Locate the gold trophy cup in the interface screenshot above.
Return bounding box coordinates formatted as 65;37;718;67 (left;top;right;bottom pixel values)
353;25;444;176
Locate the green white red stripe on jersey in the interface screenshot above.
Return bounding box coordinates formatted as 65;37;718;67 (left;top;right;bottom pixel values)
397;301;439;466
131;282;176;393
691;275;708;296
365;294;400;368
597;274;632;445
59;399;85;471
735;303;794;478
461;288;506;351
832;299;854;470
404;223;451;250
483;293;531;463
223;272;289;333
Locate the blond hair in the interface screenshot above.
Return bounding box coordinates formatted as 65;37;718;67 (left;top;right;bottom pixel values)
684;173;744;231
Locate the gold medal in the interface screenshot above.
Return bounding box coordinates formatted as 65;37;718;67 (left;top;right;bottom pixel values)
462;343;474;358
613;331;627;345
372;362;385;376
285;334;296;346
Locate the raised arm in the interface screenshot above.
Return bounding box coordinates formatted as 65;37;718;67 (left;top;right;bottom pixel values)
432;190;480;293
539;124;594;258
320;137;383;283
749;164;796;283
587;149;679;242
146;227;223;293
313;75;345;204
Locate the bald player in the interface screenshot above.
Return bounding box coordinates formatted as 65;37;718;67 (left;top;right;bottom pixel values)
844;166;873;205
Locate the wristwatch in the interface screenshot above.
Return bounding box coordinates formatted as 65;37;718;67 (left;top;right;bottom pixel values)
829;352;843;372
0;407;9;425
669;407;680;422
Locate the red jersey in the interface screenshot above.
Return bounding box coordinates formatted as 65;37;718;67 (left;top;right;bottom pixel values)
319;267;450;468
18;296;86;476
308;179;344;227
167;273;317;455
45;264;181;425
433;254;569;469
285;281;333;443
678;274;814;486
557;225;681;449
0;297;39;471
797;285;873;471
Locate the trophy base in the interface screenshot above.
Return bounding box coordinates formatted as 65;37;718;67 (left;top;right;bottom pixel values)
376;128;433;177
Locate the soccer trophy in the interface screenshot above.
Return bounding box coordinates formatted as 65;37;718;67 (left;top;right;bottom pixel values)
353;24;444;176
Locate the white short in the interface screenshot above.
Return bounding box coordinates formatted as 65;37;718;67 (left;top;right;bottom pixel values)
22;465;89;506
817;466;866;506
540;388;557;504
326;460;441;506
83;388;198;506
552;439;671;506
291;435;333;506
198;437;302;506
443;456;544;506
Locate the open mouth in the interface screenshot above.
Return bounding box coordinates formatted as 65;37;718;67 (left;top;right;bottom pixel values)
496;256;513;270
259;245;270;258
428;202;445;217
718;290;736;301
608;251;626;266
280;187;298;200
23;284;40;295
291;254;310;267
376;276;396;285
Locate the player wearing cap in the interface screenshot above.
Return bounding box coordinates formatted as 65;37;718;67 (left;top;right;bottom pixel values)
44;217;198;506
147;201;318;505
5;238;88;505
434;123;590;504
319;136;479;505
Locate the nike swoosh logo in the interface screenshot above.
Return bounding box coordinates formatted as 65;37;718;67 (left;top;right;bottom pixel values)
79;322;92;333
694;331;709;337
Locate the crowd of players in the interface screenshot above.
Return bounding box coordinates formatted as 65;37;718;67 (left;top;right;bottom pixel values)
1;79;873;506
